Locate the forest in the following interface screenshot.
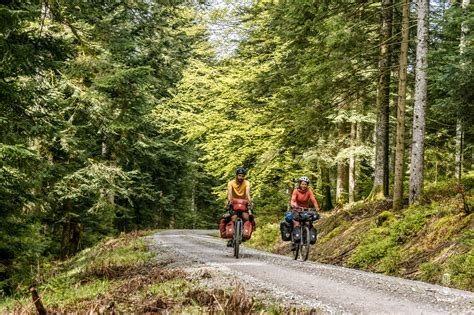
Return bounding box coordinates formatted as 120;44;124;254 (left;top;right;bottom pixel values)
1;0;472;296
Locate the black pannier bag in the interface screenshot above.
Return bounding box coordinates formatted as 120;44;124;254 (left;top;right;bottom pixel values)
292;226;301;243
280;221;292;241
309;225;317;244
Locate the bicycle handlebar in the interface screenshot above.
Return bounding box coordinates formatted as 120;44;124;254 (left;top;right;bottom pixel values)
292;206;318;212
291;208;319;222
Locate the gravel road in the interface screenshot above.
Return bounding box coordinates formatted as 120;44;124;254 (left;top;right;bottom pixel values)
148;229;474;314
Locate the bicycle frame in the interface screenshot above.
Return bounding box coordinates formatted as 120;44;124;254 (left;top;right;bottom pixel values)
233;217;243;258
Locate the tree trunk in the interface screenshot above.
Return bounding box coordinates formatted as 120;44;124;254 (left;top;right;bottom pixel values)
349;122;357;204
336;161;348;205
102;137;115;205
61;200;83;258
454;120;463;179
393;0;410;210
191;183;196;229
336;121;348;205
371;0;393;200
320;166;333;211
455;0;470;179
409;0;429;205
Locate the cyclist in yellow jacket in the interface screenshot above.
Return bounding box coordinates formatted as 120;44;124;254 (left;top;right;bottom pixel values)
225;167;253;246
227;167;253;211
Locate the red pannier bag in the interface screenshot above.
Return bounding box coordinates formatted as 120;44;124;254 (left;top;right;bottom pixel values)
233;198;247;211
219;218;226;238
242;221;253;240
225;222;234;238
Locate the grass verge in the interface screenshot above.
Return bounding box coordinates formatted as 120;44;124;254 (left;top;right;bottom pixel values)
0;231;315;314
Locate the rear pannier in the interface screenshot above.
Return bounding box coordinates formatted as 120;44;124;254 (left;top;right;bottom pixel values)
242;221;253;240
225;222;234;238
280;221;292;241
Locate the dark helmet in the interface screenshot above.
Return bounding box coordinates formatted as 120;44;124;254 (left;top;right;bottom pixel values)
236;167;247;175
298;176;310;184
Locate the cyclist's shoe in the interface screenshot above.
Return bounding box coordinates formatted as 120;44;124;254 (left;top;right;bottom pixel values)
291;243;296;251
227;240;233;247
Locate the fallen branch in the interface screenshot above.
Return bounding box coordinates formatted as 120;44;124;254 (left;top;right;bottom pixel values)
29;287;47;315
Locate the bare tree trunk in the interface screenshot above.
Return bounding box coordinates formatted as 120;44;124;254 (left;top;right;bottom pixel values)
455;121;464;179
191;183;196;229
336;161;348;205
393;0;410;210
371;0;393;200
102;137;115;204
409;0;429;205
349;122;357;204
336;122;348;205
455;0;470;179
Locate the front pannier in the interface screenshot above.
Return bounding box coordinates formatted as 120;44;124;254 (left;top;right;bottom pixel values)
292;226;301;243
309;226;317;244
232;198;247;211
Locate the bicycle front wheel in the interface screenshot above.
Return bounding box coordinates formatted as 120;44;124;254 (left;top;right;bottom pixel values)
233;219;243;258
291;226;300;260
300;225;311;261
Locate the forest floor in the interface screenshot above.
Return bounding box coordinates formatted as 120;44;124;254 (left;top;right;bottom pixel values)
0;231;312;314
1;176;472;313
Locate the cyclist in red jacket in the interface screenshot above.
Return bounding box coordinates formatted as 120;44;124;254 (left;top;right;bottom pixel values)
286;176;320;251
290;176;320;228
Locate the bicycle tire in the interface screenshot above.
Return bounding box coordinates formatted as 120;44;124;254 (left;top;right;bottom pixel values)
300;225;311;261
234;219;242;258
291;226;300;260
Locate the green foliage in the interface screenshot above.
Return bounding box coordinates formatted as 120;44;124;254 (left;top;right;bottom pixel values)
246;223;281;251
376;211;396;227
444;249;474;290
346;229;394;269
419;261;443;284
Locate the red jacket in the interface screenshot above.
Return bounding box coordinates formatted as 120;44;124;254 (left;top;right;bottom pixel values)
291;188;319;209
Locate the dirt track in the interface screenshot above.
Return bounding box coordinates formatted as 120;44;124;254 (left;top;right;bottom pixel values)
148;230;474;314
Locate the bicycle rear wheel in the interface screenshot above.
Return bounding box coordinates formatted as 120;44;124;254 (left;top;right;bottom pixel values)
233;219;243;258
300;226;311;261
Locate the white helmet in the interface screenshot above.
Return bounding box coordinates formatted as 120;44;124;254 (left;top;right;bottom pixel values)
298;176;310;184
